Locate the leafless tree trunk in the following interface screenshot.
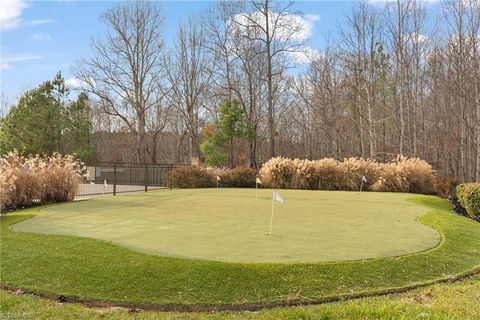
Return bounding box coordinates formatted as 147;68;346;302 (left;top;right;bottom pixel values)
166;16;212;164
74;1;167;163
230;0;308;158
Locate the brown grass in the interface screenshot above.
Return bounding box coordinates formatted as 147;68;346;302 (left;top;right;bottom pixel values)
260;156;435;194
0;151;83;212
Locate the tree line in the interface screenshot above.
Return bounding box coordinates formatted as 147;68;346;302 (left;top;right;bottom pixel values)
1;0;479;182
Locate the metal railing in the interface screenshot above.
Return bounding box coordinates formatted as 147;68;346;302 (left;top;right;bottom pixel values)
76;162;179;198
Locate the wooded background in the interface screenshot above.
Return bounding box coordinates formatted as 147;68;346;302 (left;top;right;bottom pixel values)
1;0;479;182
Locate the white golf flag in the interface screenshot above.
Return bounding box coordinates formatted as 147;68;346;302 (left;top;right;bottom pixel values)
273;191;284;205
362;175;367;183
216;175;221;181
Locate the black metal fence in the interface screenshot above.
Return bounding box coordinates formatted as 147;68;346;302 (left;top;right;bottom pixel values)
76;162;179;197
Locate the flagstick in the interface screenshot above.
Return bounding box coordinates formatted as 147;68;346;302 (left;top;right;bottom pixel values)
268;194;275;236
360;179;363;192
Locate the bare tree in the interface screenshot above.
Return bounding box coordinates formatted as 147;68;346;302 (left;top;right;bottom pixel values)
74;1;167;163
165;16;212;163
229;0;309;158
340;1;391;159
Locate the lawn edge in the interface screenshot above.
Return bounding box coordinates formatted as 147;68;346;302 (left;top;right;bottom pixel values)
1;268;479;313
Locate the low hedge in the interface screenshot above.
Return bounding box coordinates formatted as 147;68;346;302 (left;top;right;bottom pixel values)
168;166;257;188
456;183;480;219
219;167;256;188
168;166;214;188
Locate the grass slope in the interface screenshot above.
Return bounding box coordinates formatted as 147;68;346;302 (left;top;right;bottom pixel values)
1;275;479;319
11;189;440;263
0;194;479;307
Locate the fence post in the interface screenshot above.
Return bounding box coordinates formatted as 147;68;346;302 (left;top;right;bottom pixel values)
145;164;148;192
129;163;132;185
113;163;117;196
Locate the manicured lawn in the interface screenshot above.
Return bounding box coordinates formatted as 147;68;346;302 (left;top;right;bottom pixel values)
1;275;479;319
0;191;479;308
11;189;441;263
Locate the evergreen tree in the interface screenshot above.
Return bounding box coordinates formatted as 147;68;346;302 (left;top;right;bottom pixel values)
0;72;94;161
200;100;255;167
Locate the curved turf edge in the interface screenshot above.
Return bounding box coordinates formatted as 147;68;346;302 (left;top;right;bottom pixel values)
1;195;479;307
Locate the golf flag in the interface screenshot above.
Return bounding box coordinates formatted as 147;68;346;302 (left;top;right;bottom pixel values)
216;176;221;181
269;191;285;235
273;191;284;205
360;175;367;192
255;177;262;200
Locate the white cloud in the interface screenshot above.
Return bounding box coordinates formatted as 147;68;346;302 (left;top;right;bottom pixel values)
65;77;88;90
1;53;42;70
402;32;430;45
368;0;440;4
3;53;42;63
305;14;320;22
0;63;12;70
0;1;54;31
32;32;52;40
25;19;55;27
0;0;28;30
288;46;321;64
230;11;320;42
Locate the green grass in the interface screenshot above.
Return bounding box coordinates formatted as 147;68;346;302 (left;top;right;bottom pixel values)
0;191;479;308
1;275;479;319
11;189;441;263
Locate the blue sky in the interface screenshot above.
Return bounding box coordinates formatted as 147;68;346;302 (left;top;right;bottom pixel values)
0;0;360;106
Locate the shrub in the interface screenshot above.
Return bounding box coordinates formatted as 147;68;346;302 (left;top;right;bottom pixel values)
168;165;214;188
0;151;82;212
456;183;480;219
433;177;459;198
219;167;256;188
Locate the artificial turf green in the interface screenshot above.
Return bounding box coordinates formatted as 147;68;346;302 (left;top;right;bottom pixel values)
0;192;479;307
11;189;441;263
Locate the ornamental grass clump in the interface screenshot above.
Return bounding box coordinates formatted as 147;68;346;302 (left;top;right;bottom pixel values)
315;158;345;190
260;155;435;194
292;159;319;190
259;157;296;189
0;151;83;212
0;152;42;211
38;153;82;203
342;157;380;191
372;156;435;194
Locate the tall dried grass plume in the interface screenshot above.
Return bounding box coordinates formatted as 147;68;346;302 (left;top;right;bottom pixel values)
260;156;435;194
0;151;83;212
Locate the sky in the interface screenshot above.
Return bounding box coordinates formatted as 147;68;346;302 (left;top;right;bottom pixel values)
0;0;359;107
0;0;443;107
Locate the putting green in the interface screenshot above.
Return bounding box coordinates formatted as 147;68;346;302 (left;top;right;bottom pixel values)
11;189;440;263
